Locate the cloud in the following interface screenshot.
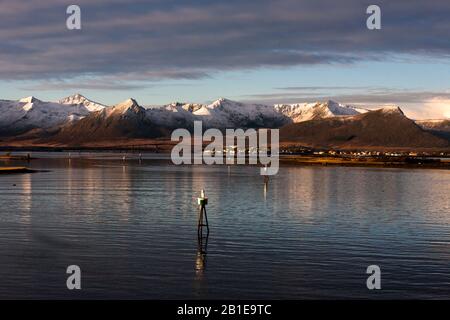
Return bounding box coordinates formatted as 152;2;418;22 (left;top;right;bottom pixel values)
421;97;450;119
275;86;375;91
244;87;450;104
19;68;208;91
20;81;149;91
1;0;450;81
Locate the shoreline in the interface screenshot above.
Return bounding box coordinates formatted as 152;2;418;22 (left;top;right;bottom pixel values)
0;167;36;174
280;155;450;170
1;150;450;170
1;145;450;156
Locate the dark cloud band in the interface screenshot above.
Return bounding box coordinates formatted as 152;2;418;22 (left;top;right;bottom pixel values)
0;0;449;81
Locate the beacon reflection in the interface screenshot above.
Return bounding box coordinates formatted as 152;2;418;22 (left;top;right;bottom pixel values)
195;234;208;279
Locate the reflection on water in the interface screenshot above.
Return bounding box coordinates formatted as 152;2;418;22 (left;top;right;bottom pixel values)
0;152;449;299
195;234;208;278
18;174;32;225
194;233;209;297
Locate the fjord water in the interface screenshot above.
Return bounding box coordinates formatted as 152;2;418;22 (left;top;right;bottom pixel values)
0;153;449;299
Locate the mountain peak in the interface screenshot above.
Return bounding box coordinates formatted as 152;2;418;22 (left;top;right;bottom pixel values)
112;98;144;115
59;93;106;111
379;105;404;115
168;101;184;107
59;93;88;103
118;98;139;108
324;99;339;106
214;97;233;104
19;96;40;104
209;98;242;109
72;93;85;99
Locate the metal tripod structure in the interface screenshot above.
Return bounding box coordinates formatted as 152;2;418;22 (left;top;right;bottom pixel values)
197;189;210;241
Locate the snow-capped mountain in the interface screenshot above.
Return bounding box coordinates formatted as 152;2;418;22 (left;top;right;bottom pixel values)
192;98;289;128
106;98;146;117
415;119;450;140
166;102;204;113
59;93;107;112
2;94;449;149
146;102;199;130
54;98;168;143
0;96;97;136
416;119;450;132
146;98;289;129
274;100;365;123
280;106;450;148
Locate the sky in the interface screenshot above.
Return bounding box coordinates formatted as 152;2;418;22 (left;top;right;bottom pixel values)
1;0;450;119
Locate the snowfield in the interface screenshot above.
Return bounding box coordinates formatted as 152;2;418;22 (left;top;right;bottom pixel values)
274;100;364;122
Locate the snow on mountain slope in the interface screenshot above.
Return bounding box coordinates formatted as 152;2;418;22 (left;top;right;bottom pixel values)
54;98;168;142
167;102;204;113
280;105;450;148
192;98;289;128
59;93;107;112
0;96;95;135
4;93;435;141
0;99;28;128
146;102;199;129
416;119;450;131
20;96;40;104
108;98;146;117
274;100;362;123
76;98;149;122
379;105;404;114
61;98;146;125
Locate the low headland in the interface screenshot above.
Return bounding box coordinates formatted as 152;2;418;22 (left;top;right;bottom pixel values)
0;166;36;174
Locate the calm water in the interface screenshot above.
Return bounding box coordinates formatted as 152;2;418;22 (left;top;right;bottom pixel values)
0;152;449;299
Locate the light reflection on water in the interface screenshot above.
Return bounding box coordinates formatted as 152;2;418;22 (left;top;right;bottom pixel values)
0;152;449;299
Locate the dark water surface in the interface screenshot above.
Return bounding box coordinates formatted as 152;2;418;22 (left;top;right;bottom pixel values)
0;152;449;299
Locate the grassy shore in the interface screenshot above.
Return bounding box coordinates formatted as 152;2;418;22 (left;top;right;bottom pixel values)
0;154;32;160
0;167;35;174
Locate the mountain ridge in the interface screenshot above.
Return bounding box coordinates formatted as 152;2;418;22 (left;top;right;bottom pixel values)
51;98;168;144
280;107;449;149
0;94;449;150
59;93;107;112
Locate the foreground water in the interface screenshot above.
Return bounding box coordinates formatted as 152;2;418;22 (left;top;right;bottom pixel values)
0;152;449;299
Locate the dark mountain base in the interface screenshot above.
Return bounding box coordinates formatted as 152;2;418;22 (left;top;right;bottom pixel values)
280;108;450;149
